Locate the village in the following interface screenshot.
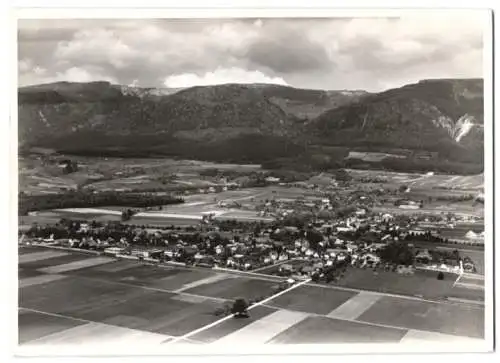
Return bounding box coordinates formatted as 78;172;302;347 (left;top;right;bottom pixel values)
21;187;482;286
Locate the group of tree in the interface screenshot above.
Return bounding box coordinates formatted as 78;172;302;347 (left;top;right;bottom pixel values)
121;209;137;221
378;242;414;266
404;231;449;244
19;191;184;215
435;194;474;202
59;159;79;174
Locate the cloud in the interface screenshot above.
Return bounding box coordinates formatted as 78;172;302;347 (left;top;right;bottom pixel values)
19;63;117;86
244;32;332;73
17;13;488;92
163;67;288;88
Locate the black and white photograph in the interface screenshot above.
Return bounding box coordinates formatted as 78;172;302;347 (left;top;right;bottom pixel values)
11;6;494;356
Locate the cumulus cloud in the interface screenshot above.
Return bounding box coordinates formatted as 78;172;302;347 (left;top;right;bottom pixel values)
163;67;288;88
17;12;488;91
19;63;117;86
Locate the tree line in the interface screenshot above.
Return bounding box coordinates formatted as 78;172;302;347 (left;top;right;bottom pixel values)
19;191;184;215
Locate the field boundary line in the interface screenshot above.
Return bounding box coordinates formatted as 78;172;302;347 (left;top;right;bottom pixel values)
454;282;484;290
261;303;411;335
166;278;311;345
453;272;463;287
446;297;485;306
461;272;485;280
21;243;103;256
212;266;283;282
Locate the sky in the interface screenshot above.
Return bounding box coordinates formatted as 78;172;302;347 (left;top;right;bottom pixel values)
17;13;487;92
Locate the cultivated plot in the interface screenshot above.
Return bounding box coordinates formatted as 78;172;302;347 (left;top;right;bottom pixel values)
357;296;484;339
184;276;279;301
18;247;486;347
266;285;358;315
335;268;457;299
268;315;408;344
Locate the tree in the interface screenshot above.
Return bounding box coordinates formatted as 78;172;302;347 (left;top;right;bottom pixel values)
334;169;352;182
121;211;131;221
231;298;249;318
324;268;335;283
305;229;323;250
336;206;357;219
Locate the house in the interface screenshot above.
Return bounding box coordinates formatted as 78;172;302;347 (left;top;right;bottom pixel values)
415;249;432;264
346;243;358;253
333;239;344;247
409;229;426;236
145;249;163;259
381;234;392;242
355;208;367;216
104;247;125;256
400;204;420;210
365;243;386;252
301;265;314;275
463;258;476;272
284;226;299;233
278;252;289;261
265;176;280;183
280;264;295;272
363;253;380;263
465;230;483;240
78;223;90;233
326;248;346;257
269;251;279;261
312;261;324;269
336;226;353;233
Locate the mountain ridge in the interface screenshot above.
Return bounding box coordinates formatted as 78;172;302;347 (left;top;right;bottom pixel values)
18;78;484;173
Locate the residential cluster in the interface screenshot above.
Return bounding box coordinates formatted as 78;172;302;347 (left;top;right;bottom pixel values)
21;198;480;283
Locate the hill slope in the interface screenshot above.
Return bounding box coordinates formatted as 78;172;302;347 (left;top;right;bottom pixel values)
18;79;484;172
308;79;484;165
19;82;311;162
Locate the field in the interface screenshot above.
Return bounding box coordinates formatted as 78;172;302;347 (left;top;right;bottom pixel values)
351;169;484;218
21;185;323;227
331;268;457;299
19;246;485;347
348;169;483;191
20;154;484;231
19;155;262;195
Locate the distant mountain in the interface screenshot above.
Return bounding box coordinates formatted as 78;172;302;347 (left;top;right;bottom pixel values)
308;79;484;164
18;82;310;162
18;79;484;172
247;83;368;119
19;82;300;144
